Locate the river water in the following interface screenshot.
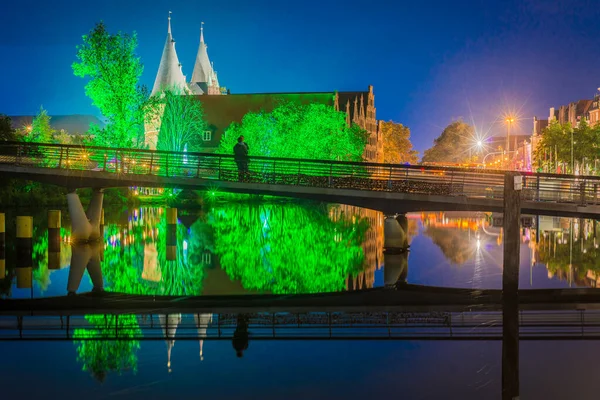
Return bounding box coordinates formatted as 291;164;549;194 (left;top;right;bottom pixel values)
1;202;599;399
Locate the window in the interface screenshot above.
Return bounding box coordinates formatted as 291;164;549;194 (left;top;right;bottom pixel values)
203;130;211;141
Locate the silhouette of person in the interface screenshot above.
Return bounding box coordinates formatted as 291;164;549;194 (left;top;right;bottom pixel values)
233;136;249;181
232;314;250;358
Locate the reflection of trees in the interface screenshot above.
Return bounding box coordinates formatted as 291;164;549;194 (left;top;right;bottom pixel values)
32;226;71;291
421;213;486;265
101;212;206;296
536;220;600;286
423;226;474;265
73;314;141;382
210;203;368;294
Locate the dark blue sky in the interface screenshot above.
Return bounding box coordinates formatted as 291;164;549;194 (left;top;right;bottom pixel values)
1;0;599;152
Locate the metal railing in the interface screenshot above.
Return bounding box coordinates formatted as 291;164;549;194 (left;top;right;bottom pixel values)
2;310;600;340
1;141;600;206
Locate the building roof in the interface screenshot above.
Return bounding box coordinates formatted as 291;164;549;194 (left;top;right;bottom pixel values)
9;115;104;134
151;12;187;95
190;22;212;86
196;92;337;132
576;99;593;116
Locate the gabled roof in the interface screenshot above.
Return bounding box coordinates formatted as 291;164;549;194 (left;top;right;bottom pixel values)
151;13;187;96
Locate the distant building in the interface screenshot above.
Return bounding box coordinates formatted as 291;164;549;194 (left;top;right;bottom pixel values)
9;114;104;136
146;13;382;162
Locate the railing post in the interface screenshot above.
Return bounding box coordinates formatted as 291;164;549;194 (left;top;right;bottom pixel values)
536;175;540;202
594;183;598;205
296;161;301;185
580;179;587;206
15;144;22;166
273;160;277;184
65;147;70;169
329;163;333;187
387;166;392;190
166;153;169;177
58;147;63;168
148;152;154;175
449;171;454;194
218;157;222;180
196;155;201;178
102;153;107;172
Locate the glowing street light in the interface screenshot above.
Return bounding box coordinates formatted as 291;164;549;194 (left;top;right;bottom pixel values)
505;116;515;153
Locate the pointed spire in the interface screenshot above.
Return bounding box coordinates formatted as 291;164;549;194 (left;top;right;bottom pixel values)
152;12;187;95
190;22;222;94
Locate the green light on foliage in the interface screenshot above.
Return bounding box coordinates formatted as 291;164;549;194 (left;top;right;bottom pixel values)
217;102;368;161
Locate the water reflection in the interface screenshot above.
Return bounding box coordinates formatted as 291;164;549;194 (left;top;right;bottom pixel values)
4;207;600;298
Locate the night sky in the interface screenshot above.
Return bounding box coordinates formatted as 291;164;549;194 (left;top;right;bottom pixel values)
1;0;599;153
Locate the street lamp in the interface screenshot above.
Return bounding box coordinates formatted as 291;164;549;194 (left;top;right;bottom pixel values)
505;117;515;153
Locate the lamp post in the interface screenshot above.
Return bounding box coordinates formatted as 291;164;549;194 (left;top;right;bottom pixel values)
505;117;515;153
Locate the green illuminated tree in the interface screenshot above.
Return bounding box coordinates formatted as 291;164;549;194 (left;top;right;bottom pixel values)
26;107;55;143
74;314;141;382
422;119;476;163
73;22;147;148
217;102;368;161
380;121;419;164
150;87;208;152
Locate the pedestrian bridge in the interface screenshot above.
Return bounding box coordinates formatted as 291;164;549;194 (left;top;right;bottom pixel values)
1;142;600;217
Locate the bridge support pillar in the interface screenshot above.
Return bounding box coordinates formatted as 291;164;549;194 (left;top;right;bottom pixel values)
384;215;407;249
86;189;104;242
68;191;92;243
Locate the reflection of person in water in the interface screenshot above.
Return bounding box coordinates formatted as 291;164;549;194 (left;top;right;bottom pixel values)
232;314;250;358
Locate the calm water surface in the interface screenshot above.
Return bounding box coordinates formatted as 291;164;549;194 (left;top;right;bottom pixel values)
1;202;599;399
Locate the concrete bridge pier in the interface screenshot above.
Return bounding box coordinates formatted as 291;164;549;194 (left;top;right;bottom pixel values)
67;189;104;243
383;215;407;249
86;189;104;241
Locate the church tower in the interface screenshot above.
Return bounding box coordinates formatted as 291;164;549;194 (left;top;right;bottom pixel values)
151;12;187;96
189;22;223;95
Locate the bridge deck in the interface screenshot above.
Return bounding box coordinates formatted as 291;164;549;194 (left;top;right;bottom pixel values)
1;142;600;215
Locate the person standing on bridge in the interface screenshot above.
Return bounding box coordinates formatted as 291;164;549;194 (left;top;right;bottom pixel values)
233;136;249;181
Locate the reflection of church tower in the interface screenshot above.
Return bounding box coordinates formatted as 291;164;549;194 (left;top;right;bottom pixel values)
189;22;223;95
159;314;182;371
194;313;213;360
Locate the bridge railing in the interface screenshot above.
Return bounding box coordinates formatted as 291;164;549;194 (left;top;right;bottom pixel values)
2;142;600;205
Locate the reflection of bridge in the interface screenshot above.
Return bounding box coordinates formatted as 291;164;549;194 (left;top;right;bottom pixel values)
3;306;600;341
3;142;600;217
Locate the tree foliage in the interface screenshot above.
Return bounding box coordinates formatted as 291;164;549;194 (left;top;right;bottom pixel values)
149;88;208;152
0;115;17;142
26;107;55;143
533;120;600;174
422;120;476;164
73;22;147;148
217;102;368;161
379;121;419;164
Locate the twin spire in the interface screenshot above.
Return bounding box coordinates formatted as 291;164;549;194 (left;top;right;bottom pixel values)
152;12;222;96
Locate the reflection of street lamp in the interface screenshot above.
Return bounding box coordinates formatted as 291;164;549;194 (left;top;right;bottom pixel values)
505;117;514;153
